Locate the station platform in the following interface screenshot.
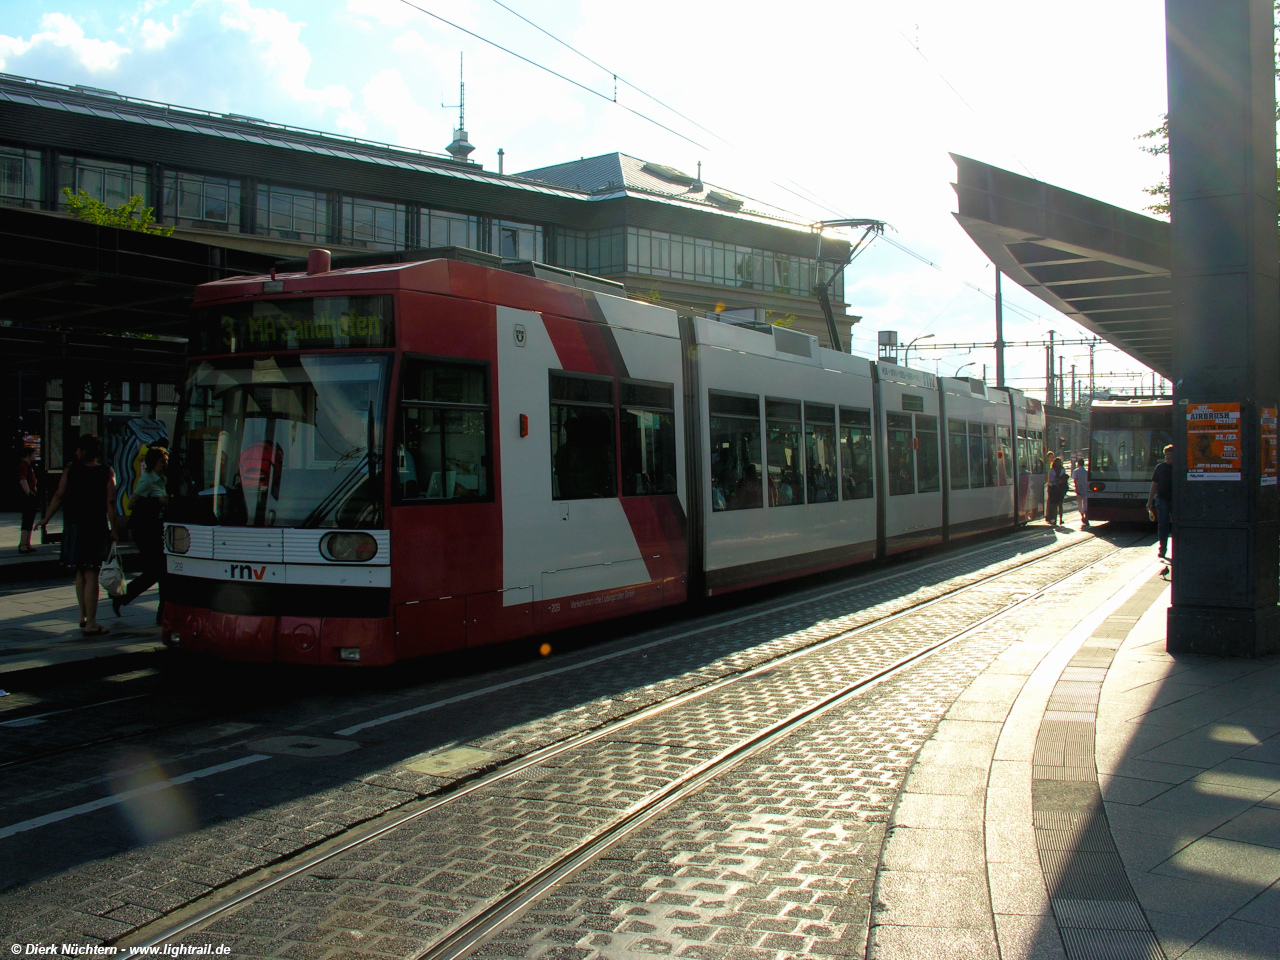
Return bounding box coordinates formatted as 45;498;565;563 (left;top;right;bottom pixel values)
871;552;1279;960
0;511;162;676
0;511;1274;960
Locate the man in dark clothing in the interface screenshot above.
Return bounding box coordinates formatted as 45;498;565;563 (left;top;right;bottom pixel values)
1147;444;1174;559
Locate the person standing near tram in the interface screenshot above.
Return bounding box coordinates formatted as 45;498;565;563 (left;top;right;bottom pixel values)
16;447;39;554
1147;444;1174;559
1072;458;1090;528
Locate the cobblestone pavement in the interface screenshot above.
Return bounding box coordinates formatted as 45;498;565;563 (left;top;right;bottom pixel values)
138;533;1130;959
0;523;1109;951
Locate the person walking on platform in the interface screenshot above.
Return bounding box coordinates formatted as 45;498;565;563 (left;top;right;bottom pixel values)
38;435;117;637
1046;456;1068;525
113;446;168;622
16;446;39;553
1072;458;1090;528
1147;444;1174;559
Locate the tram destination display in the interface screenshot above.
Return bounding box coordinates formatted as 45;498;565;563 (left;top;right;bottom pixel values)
195;295;394;353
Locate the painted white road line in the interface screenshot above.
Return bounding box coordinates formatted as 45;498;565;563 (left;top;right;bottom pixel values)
0;754;271;840
0;694;149;727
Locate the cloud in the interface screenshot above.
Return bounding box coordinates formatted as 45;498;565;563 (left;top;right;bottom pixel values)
0;12;131;72
217;0;352;112
139;17;177;49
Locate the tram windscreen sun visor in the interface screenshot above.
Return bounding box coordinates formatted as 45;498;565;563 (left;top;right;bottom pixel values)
194;296;394;354
170;354;390;528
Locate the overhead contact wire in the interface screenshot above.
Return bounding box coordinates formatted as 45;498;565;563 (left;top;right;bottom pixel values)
392;0;709;150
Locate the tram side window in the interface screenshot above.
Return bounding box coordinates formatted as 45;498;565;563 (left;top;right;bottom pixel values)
997;425;1012;485
396;360;491;502
551;373;616;500
767;399;804;506
1017;429;1029;474
709;392;762;511
805;403;837;503
968;421;986;487
916;415;941;493
621;380;677;496
982;423;998;488
887;413;916;496
838;407;874;500
1035;432;1046;473
948;419;970;490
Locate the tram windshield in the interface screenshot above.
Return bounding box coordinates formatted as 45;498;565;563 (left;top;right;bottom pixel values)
170;354;390;528
1090;427;1173;482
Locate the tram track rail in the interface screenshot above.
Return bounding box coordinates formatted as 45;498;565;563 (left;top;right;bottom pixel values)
0;522;1070;775
115;528;1140;958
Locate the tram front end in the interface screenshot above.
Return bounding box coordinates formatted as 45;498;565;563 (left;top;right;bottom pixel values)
162;288;396;665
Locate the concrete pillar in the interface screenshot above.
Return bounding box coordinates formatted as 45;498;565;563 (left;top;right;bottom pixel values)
1166;0;1280;655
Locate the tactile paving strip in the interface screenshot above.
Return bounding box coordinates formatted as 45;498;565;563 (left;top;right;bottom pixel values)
1031;572;1170;960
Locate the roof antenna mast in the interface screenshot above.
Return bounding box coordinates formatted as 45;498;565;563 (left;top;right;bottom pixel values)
444;54;475;162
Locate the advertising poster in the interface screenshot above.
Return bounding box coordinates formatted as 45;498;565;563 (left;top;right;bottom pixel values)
107;417;168;514
1186;402;1242;481
1262;408;1277;486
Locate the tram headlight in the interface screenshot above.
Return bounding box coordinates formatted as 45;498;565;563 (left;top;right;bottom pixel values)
166;526;191;554
320;531;379;563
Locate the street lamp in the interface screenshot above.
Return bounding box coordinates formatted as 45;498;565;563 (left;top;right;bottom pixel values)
953;361;976;378
902;333;934;368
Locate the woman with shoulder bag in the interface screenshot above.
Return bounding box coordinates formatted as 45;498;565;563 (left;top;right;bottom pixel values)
38;435;117;637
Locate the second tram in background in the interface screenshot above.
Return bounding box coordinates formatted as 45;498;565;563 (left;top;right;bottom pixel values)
161;250;1049;665
1087;397;1174;521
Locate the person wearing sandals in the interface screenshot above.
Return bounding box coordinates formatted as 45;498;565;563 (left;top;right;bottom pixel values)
38;434;118;637
113;446;168;622
16;447;39;554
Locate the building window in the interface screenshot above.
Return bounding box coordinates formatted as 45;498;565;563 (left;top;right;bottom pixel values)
620;380;677;496
58;156;148;208
343;196;405;251
0;145;41;209
492;219;543;260
162;171;242;232
550;373;615;500
709;392;762;512
395;359;490;502
421;208;479;250
624;227;841;301
551;228;588;271
256;183;330;244
766;398;803;506
839;407;874;500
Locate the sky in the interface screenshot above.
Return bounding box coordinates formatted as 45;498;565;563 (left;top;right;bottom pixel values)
0;0;1174;400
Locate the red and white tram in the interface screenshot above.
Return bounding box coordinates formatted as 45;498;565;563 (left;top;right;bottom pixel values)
162;252;1046;665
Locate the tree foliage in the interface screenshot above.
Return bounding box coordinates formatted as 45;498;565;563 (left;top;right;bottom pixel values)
60;188;174;236
1139;3;1280;225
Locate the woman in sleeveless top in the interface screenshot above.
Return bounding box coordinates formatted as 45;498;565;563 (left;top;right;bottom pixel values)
38;434;118;636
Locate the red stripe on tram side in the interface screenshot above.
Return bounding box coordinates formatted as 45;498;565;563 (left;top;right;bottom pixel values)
541;314;631;379
542;314;602;374
620;495;689;596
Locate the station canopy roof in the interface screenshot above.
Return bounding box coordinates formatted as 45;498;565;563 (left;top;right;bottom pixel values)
951;154;1171;378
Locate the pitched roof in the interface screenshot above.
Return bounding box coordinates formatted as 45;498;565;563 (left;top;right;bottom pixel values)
518;153;808;229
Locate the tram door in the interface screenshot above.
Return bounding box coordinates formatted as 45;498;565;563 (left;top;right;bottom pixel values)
389;294;505;657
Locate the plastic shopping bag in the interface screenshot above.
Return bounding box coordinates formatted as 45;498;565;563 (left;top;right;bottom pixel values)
100;544;126;597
